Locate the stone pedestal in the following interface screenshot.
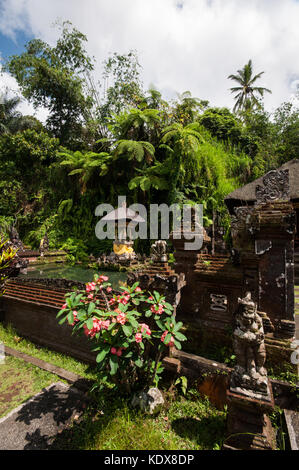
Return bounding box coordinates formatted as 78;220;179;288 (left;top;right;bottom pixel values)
224;383;276;450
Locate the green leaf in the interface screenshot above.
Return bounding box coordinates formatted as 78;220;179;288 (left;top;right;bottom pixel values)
88;302;96;315
135;358;143;368
122;325;132;337
174;332;187;341
164;333;172;344
173;321;183;332
96;345;110;363
109;356;119;375
67;312;74;324
86;318;94;330
56;308;67;319
58;314;68;325
77;311;86;321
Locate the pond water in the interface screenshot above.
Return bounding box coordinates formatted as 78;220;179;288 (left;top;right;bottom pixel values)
20;263;127;289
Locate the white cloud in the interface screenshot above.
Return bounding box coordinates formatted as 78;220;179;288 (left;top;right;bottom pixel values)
0;0;299;113
0;64;48;122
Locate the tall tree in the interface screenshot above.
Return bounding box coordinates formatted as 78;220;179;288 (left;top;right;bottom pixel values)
5;21;95;147
228;60;271;113
161;122;205;202
98;51;144;121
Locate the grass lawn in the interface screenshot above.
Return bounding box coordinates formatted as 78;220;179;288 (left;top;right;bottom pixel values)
0;323;227;450
50;389;227;451
0;355;63;419
0;323;98;380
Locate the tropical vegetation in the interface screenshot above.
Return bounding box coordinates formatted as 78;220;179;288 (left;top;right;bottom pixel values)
0;21;298;259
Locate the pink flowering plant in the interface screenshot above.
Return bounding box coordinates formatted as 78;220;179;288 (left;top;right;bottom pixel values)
57;274;186;394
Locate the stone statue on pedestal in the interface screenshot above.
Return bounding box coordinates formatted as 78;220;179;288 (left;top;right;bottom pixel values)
231;292;268;396
151;240;167;263
39;232;49;256
8;226;24;252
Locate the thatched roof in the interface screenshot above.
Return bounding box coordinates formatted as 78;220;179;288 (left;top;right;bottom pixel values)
225;159;299;214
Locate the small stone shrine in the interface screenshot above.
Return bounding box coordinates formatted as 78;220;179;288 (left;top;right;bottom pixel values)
99;202;145;264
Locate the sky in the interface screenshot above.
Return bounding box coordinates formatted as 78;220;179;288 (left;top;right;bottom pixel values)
0;0;299;121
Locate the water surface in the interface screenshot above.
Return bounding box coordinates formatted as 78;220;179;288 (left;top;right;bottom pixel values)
20;263;127;289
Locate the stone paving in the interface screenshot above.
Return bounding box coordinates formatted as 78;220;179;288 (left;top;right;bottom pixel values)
0;382;87;450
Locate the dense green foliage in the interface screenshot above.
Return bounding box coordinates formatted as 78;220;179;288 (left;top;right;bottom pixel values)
1;22;298;259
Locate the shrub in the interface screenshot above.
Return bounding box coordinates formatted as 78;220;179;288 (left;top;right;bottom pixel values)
0;238;18;295
57;275;186;394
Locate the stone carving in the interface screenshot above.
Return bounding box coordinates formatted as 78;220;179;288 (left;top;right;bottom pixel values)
210;294;227;312
255;169;289;204
39;232;49;256
8;226;24;252
231;292;268;396
231;207;256;252
131;387;164;415
150;240;168;263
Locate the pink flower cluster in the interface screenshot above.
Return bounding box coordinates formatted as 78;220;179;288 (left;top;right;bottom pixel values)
110;347;124;357
150;303;164;315
86;281;96;293
109;293;131;306
85;276;109;294
84;317;110;338
70;310;79;326
135;323;151;343
135;333;143;343
140;323;151;336
116;312;127;325
161;330;174;347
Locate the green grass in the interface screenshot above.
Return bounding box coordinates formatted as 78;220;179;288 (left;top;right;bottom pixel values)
0;355;63;419
0;323;98;381
50;389;227;450
0;323;228;450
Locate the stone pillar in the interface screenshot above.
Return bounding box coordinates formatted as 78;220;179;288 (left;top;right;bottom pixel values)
169;212;211;320
231;200;297;374
254;202;296;339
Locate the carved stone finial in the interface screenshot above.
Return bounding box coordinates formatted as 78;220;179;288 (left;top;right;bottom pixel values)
231;292;268;396
255;169;290;204
150;240;168;263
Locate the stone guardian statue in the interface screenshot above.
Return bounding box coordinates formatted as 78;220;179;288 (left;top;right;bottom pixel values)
231;292;268;396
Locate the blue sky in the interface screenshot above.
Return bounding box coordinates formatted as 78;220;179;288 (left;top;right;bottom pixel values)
1;0;299;119
0;30;32;59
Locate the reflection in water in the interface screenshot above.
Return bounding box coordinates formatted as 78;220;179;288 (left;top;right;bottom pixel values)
20;263;127;289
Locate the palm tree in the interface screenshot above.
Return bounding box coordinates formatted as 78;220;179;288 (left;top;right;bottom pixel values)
0;92;39;134
110;108;161;141
228;60;272;113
